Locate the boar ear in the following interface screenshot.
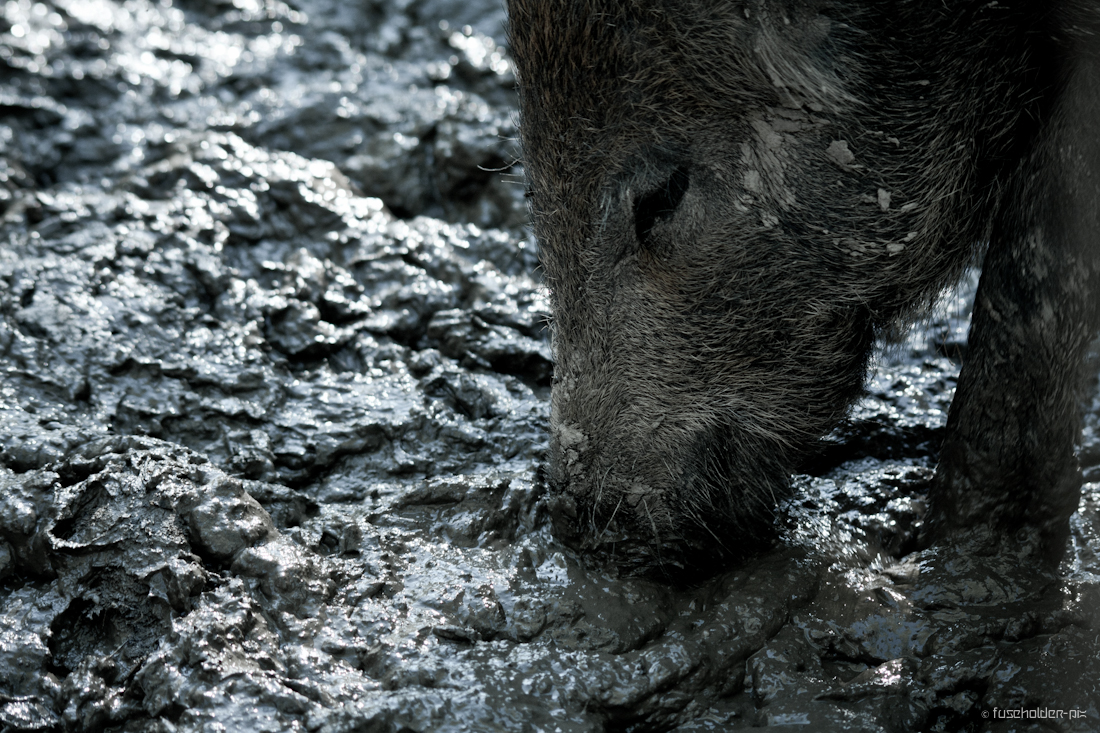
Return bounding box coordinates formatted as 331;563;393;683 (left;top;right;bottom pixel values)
634;165;690;248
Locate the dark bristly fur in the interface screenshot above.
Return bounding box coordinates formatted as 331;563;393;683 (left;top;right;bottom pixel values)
509;0;1100;572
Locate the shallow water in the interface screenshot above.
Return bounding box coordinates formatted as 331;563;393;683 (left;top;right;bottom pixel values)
1;1;1099;731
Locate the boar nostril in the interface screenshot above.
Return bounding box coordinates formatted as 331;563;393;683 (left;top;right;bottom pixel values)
633;165;690;247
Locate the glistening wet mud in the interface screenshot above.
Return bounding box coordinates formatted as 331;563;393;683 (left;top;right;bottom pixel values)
1;1;1099;731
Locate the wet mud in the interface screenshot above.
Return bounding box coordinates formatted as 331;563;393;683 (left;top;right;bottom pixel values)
1;1;1099;731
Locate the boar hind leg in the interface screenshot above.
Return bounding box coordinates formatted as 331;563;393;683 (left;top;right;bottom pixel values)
929;33;1100;556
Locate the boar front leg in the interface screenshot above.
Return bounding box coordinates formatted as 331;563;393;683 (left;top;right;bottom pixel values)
930;37;1100;557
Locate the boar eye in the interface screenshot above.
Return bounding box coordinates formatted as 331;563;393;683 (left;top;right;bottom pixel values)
633;165;690;247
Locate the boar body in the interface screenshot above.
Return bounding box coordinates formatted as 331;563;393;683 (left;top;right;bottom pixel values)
509;0;1100;569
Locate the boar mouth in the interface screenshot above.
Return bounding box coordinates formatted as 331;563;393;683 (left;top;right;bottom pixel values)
551;420;791;580
673;421;790;552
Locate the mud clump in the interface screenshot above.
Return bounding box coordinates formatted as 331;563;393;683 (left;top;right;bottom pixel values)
1;1;1099;731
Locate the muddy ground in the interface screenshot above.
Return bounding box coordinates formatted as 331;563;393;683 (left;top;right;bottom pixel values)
1;1;1099;731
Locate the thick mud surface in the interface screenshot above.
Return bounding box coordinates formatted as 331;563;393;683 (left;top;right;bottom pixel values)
1;1;1099;731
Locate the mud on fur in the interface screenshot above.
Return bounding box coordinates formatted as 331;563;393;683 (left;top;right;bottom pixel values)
508;0;1100;573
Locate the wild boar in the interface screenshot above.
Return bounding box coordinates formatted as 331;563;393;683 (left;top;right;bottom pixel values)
508;0;1100;570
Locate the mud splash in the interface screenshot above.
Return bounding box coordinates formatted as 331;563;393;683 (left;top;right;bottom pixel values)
1;1;1098;731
